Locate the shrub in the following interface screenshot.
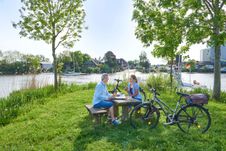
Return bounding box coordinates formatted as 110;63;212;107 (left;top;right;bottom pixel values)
145;74;177;92
219;91;226;103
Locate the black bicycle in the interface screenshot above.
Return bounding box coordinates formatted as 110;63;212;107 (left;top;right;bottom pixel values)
110;79;123;94
130;87;211;133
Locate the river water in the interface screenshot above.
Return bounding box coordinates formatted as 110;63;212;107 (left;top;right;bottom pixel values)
0;70;226;98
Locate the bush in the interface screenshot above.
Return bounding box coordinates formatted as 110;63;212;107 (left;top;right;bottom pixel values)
219;91;226;103
145;74;177;92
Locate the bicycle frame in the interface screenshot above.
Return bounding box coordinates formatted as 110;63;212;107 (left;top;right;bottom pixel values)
151;92;184;121
111;79;122;93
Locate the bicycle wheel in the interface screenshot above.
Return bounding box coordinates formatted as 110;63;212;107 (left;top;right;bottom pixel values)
130;103;160;129
176;104;211;133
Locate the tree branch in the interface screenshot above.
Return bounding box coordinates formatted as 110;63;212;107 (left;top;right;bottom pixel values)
47;1;53;24
203;0;214;18
55;28;64;39
204;0;214;10
55;39;64;50
204;0;214;11
219;0;225;9
55;28;70;50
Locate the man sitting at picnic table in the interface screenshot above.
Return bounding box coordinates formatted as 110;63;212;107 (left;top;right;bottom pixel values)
92;73;121;125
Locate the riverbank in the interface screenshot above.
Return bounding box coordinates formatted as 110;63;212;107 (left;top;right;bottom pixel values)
1;71;226;98
0;85;226;150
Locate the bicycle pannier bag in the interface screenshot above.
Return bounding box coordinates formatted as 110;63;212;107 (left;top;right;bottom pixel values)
187;94;208;105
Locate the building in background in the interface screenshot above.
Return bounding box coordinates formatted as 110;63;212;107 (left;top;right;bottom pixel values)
117;58;128;70
200;45;226;65
40;62;53;72
200;48;211;63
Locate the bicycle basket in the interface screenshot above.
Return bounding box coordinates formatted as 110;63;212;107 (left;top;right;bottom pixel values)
186;93;208;105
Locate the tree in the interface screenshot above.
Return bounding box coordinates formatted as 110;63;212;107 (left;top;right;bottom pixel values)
0;52;42;74
58;51;72;62
133;0;188;88
181;0;226;99
58;50;91;72
133;0;225;97
23;54;41;73
36;55;50;62
70;51;84;72
82;53;91;63
184;59;196;72
128;60;136;69
139;51;150;72
103;51;118;72
1;50;23;63
13;0;85;90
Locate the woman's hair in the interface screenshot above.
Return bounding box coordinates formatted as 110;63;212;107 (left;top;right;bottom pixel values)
130;74;138;83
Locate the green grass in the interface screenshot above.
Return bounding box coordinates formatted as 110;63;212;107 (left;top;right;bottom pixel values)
0;88;226;150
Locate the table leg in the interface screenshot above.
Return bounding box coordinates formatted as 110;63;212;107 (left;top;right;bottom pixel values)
114;104;119;117
122;106;128;121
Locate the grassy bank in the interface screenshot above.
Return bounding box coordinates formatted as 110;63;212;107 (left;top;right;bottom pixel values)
0;83;96;126
0;86;226;150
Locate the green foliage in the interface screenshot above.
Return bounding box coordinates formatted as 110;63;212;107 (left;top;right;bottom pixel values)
181;0;225;99
133;0;225;99
133;0;188;58
187;87;211;101
13;0;85;47
58;50;92;73
183;59;196;72
220;91;226;103
128;60;139;69
100;64;111;73
0;86;226;150
145;74;177;92
13;0;86;90
0;83;97;126
0;51;49;74
139;51;150;73
132;0;189;88
103;51;118;72
0;86;55;125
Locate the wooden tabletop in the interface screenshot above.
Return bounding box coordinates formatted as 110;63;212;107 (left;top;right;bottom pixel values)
113;97;141;105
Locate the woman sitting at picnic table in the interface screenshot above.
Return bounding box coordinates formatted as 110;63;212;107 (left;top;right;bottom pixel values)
125;74;142;101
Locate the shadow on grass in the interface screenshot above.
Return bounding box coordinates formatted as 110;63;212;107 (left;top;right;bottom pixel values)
73;115;186;151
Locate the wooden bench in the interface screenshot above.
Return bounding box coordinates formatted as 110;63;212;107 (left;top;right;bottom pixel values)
85;104;108;124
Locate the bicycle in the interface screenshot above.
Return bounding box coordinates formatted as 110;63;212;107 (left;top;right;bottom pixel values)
110;79;123;94
130;87;211;133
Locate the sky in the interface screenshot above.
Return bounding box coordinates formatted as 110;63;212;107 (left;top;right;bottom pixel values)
0;0;207;64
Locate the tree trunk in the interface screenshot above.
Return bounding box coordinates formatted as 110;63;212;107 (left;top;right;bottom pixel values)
170;58;173;91
213;45;221;99
52;38;58;91
212;4;221;100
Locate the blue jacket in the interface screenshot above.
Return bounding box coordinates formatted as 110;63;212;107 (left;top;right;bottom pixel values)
127;82;142;101
93;81;111;105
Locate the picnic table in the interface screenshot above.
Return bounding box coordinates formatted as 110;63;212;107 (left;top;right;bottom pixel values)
113;95;141;121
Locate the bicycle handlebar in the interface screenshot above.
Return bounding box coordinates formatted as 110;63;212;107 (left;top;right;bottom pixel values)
149;88;160;96
114;79;122;82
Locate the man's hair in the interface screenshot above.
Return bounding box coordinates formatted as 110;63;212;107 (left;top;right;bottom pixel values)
101;73;109;81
